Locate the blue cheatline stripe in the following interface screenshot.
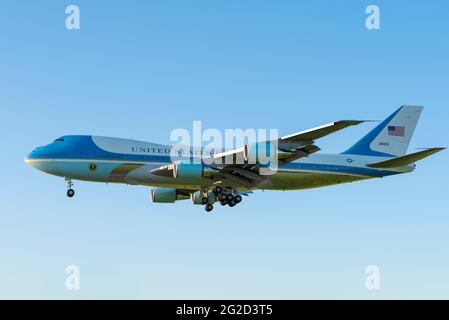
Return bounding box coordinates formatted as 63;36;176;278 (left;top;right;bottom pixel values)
27;158;398;178
342;107;402;157
280;162;398;178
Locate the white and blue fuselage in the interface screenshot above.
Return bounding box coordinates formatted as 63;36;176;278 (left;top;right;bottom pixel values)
25;135;412;191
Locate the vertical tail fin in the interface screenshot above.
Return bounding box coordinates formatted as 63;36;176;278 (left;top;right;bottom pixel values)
343;105;423;157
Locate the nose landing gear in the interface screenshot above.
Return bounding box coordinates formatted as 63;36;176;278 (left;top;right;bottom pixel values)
65;178;75;198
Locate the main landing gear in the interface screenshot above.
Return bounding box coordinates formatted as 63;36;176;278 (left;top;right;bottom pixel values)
213;185;242;209
205;203;214;212
198;185;244;213
65;178;75;198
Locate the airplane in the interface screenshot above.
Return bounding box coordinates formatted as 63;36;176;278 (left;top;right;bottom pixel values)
25;105;444;212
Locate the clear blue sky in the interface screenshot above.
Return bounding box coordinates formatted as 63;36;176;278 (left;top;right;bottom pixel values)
0;0;448;299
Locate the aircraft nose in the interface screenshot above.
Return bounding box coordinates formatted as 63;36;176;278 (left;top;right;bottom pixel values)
25;145;62;175
25;150;35;165
24;147;42;169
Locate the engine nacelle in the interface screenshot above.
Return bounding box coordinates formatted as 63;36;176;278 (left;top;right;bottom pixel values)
173;161;213;178
150;187;187;203
244;142;277;165
190;191;217;205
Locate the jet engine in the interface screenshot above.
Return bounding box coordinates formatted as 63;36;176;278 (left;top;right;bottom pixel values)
173;161;214;178
150;187;188;203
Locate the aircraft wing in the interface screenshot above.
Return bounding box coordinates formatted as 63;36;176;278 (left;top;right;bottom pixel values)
151;119;366;188
280;120;365;145
212;120;365;186
205;120;365;165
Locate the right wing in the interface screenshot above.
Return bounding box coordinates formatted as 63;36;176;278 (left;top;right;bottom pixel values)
279;120;366;146
207;120;366;165
152;119;366;188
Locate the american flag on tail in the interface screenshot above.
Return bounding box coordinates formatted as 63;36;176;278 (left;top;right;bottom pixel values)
388;125;405;136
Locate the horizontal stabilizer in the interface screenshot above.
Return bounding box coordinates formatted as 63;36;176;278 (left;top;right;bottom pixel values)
366;147;445;168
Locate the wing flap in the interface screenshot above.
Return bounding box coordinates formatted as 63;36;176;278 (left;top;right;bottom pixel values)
278;144;321;164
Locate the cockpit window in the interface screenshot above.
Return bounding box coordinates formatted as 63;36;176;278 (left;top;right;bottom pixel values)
54;138;64;142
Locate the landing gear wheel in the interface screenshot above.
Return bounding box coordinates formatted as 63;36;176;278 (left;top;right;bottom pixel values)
213;185;223;195
219;193;227;201
220;200;227;206
201;197;209;205
228;200;236;207
205;203;214;212
67;189;75;198
65;178;75;198
226;193;233;201
234;195;242;203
